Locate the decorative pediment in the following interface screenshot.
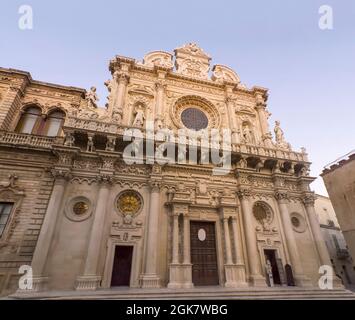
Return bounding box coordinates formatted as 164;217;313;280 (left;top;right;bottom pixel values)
174;43;211;80
128;84;155;97
143;51;173;70
212;65;240;84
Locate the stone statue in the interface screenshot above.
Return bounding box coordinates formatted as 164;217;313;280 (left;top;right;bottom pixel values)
274;121;291;150
274;121;285;144
265;259;274;287
87;136;95;152
242;124;253;144
86;86;99;109
132;105;145;127
64;132;75;147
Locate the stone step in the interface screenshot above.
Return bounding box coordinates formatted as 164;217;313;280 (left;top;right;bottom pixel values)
9;287;355;300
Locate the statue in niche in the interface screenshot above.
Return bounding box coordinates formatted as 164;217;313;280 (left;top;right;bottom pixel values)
87;136;95;152
86;86;99;109
241;123;254;144
132;104;145;127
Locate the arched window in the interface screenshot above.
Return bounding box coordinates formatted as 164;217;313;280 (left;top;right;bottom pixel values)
15;106;42;134
44;110;65;137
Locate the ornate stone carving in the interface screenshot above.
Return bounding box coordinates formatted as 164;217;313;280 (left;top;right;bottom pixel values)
212;65;240;84
85;86;99;109
236;188;251;199
132;103;146;127
274;121;291;150
174;43;211;80
253;201;274;232
143;51;173;69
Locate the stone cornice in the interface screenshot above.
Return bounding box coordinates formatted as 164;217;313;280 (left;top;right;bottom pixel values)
0;67;86;96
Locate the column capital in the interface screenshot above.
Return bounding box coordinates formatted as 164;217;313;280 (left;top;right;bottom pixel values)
116;71;130;85
155;80;166;90
149;180;162;192
274;190;289;203
96;174;114;186
302;193;316;207
236;188;251;200
50;168;72;184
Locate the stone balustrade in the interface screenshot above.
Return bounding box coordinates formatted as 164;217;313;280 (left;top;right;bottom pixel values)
64;116;309;163
0;131;60;149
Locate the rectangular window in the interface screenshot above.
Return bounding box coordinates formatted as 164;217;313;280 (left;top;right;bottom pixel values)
0;202;14;236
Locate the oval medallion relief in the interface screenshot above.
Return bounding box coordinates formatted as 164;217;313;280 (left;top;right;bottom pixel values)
198;228;207;241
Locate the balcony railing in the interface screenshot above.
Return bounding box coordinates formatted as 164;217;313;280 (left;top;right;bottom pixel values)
64;116;309;163
0;131;60;149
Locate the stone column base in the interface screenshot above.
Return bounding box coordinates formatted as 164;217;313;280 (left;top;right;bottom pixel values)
224;264;248;288
294;274;313;287
181;263;194;288
167;264;194;289
75;275;101;291
333;276;345;288
140;274;161;288
167;263;182;289
15;276;49;294
249;274;267;287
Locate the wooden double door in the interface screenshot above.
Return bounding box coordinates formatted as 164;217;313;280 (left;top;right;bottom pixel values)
190;221;219;286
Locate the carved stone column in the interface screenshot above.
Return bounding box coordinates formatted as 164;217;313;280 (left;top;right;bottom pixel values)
113;72;129;122
167;211;181;288
302;194;343;288
181;212;193;288
30;169;70;291
76;175;112;290
275;191;311;287
225;93;238;143
141;181;161;288
231;216;247;286
222;216;238;287
223;217;233;265
303;194;331;266
237;189;266;286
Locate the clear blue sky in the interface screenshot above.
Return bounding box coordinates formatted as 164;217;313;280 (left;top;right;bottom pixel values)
1;0;354;195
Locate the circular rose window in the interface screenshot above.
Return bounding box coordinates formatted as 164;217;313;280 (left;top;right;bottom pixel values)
181;108;208;131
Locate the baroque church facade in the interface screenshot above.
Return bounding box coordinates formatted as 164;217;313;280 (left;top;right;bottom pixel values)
0;44;338;296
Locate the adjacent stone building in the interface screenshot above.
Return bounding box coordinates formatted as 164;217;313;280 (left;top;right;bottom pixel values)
322;151;355;269
0;44;342;296
315;194;355;288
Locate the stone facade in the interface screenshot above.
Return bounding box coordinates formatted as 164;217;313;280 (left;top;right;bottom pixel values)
0;44;339;296
322;151;355;270
315;194;355;288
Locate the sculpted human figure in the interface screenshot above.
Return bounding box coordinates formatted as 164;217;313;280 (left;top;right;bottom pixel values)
86;86;99;109
64;132;75;147
87;136;95;152
242;123;253;144
274;120;285;144
132;105;145;127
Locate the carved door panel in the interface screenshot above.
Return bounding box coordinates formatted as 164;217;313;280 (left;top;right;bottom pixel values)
111;245;133;287
190;221;219;286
